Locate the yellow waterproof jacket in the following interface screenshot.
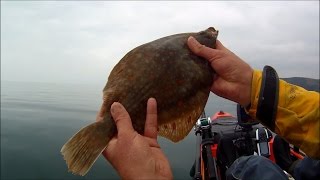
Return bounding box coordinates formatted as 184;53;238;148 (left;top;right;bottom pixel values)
247;70;320;159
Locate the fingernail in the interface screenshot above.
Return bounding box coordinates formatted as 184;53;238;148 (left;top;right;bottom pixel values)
188;36;202;49
149;97;156;103
111;102;121;114
188;36;196;44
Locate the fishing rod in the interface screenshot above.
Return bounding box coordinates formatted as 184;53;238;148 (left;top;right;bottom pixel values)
193;111;218;180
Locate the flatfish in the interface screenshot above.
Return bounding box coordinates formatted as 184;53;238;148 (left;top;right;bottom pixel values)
61;27;219;175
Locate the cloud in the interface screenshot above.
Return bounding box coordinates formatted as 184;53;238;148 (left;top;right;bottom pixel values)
1;1;319;85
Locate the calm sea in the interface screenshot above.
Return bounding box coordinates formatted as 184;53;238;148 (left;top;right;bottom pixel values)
1;81;237;180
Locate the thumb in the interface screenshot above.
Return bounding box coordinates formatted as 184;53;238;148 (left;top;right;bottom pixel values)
187;36;221;62
110;102;134;135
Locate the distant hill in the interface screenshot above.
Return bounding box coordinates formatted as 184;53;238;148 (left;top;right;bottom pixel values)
281;77;319;92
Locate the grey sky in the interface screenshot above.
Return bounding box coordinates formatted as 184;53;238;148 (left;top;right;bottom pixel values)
1;1;319;85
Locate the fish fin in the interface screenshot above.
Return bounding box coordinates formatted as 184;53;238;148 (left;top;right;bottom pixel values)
61;121;114;176
158;111;200;142
158;89;210;143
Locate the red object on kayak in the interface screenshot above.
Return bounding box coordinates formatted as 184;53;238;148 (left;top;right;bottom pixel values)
211;110;235;120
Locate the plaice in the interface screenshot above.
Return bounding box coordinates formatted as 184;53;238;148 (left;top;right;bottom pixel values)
61;27;219;175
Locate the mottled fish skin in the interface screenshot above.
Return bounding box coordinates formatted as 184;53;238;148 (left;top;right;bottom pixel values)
103;27;218;142
61;27;218;176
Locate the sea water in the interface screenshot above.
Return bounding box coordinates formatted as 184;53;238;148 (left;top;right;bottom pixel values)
1;81;237;180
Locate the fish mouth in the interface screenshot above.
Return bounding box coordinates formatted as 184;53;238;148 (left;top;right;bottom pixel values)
198;27;219;39
206;27;219;37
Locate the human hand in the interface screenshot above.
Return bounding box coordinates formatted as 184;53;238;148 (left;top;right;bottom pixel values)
96;98;173;180
187;37;253;107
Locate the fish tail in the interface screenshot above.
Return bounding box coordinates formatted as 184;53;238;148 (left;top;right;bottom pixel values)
61;120;114;176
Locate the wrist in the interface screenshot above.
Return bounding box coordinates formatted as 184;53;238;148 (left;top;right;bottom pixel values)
239;68;253;107
246;70;262;118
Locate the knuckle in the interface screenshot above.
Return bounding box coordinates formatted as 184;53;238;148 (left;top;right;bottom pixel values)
146;118;157;127
114;113;129;123
194;44;206;54
209;50;223;60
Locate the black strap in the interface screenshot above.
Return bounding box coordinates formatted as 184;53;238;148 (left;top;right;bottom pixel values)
256;66;279;131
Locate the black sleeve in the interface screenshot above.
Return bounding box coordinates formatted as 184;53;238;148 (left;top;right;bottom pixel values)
256;66;279;131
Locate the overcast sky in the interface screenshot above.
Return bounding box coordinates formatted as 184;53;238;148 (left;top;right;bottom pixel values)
1;1;319;85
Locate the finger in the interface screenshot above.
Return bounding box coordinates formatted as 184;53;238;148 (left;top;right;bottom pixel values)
144;136;160;148
110;102;134;135
187;36;221;62
215;40;226;50
144;98;158;139
102;138;117;160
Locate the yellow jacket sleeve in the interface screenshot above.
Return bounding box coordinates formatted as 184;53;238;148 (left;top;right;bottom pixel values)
248;70;320;159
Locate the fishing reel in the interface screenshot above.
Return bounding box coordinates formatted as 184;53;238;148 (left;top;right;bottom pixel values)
195;117;212;131
194;116;215;142
194;111;213;135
